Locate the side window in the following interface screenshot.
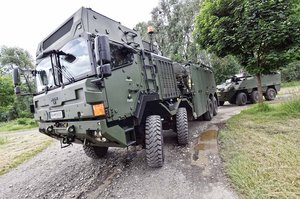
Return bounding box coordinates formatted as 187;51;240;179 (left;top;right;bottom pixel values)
110;44;134;69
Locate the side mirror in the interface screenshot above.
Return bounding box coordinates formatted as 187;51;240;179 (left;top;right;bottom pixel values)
12;67;20;86
96;64;112;78
95;35;111;65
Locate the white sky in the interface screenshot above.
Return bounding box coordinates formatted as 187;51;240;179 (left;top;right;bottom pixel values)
0;0;159;59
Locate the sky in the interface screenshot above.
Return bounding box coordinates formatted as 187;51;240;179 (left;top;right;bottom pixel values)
0;0;159;59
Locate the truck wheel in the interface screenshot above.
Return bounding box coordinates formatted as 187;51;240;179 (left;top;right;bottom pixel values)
212;96;218;116
265;88;276;101
176;108;188;145
250;90;259;104
219;101;225;106
83;145;108;159
236;92;247;106
145;115;164;168
203;98;214;121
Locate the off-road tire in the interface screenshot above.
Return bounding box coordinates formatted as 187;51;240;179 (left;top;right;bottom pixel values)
83;145;108;159
203;98;214;121
176;108;188;145
219;101;225;106
212;96;218;116
145;115;164;168
236;92;247;106
250;90;259;104
264;88;276;101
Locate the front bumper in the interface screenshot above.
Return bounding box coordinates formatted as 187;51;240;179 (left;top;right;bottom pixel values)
38;120;134;147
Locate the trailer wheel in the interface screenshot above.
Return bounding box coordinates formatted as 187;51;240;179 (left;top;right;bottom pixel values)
176;108;188;145
236;92;247;106
250;90;259;104
219;101;225;106
203;98;214;121
264;88;276;101
83;145;108;159
212;96;218;116
145;115;164;168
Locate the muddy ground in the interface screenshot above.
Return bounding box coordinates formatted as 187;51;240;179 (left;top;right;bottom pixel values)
0;104;248;199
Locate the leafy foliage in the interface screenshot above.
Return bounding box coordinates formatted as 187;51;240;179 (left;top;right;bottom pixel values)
194;0;300;102
0;46;35;121
280;61;300;82
135;0;201;63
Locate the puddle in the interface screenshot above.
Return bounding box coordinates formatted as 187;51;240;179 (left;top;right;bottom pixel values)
191;129;219;176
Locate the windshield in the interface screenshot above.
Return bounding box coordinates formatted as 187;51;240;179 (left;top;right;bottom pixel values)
36;38;92;92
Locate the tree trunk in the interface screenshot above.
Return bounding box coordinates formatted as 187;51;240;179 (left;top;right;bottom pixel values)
256;73;264;104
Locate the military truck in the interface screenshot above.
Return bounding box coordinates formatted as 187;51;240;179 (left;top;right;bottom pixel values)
217;73;281;106
12;7;218;168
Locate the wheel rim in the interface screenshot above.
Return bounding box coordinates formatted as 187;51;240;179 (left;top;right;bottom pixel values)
242;94;247;104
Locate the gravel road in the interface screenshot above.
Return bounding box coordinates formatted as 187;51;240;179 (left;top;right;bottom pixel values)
0;104;248;199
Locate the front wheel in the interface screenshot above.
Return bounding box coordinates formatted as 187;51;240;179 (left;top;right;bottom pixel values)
83;145;108;159
176;108;188;145
236;92;247;106
145;115;164;168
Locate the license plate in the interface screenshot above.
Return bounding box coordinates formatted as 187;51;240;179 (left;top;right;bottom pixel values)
50;111;64;119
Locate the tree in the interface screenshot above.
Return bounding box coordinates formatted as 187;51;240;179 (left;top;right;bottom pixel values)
0;46;35;93
135;0;202;63
194;0;300;103
0;76;15;121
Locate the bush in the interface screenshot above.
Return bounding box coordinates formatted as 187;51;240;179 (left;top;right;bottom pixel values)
16;118;28;125
280;61;300;82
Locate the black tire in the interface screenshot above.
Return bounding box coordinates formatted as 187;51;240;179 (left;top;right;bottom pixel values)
83;145;108;159
264;88;276;101
212;96;218;116
176;108;188;145
236;92;247;106
219;101;225;106
145;115;164;168
250;90;259;104
203;98;214;121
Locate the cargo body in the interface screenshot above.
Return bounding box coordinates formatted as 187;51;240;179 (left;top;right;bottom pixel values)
16;7;218;167
217;73;281;106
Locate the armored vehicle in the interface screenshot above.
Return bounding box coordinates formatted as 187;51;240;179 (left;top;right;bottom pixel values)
12;7;218;167
217;73;281;106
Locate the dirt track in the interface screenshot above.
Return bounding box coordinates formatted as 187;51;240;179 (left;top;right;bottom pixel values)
0;104;248;199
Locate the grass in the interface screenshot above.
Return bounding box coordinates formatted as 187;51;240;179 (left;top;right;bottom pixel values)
220;99;300;199
0;130;53;176
0;137;8;145
282;81;300;88
0;118;38;132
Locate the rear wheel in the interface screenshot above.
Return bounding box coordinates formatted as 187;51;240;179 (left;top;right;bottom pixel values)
236;92;247;106
219;101;225;106
203;98;214;121
83;145;108;159
212;96;218;116
264;88;276;101
250;90;259;104
176;108;188;145
145;115;164;168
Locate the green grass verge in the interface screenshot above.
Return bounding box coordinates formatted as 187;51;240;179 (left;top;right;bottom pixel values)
0;137;8;145
220;99;300;199
282;81;300;88
0;118;38;132
0;139;53;176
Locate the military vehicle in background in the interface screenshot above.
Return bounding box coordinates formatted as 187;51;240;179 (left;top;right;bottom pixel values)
12;7;218;168
217;73;281;106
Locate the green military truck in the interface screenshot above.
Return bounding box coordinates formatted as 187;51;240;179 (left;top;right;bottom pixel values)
217;73;281;106
12;7;218;167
